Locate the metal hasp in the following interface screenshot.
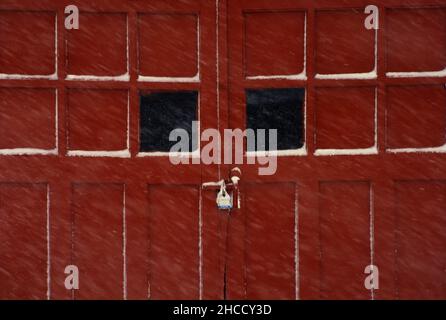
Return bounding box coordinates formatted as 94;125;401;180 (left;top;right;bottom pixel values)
202;167;242;211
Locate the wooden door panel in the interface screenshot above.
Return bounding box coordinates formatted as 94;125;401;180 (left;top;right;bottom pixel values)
138;13;199;78
319;181;371;299
315;9;375;75
0;183;48;299
0;0;215;300
393;181;446;299
66;13;128;77
243;183;297;300
147;185;200;300
0;88;56;151
244;11;306;78
1;0;446;301
201;190;226;300
227;0;446;300
386;85;446;150
71;183;125;299
386;7;446;73
0;10;56;75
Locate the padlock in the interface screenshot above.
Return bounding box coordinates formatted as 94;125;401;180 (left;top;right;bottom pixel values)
216;182;232;210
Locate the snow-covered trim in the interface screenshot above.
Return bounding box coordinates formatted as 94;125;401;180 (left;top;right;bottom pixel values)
138;15;200;83
314;146;378;156
0;88;59;156
137;149;201;158
246;146;307;157
315;27;377;80
369;185;375;300
137;74;199;83
66;74;130;81
0;148;58;156
122;185;127;300
0;73;58;80
245;13;307;81
315;88;378;156
315;70;376;80
66;91;130;158
387;144;446;153
67;149;131;158
198;186;203;300
386;68;446;78
294;186;299;300
246;74;307;81
46;184;51;300
0;13;58;80
66;14;130;82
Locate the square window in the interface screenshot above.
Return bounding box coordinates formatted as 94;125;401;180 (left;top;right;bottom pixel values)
140;91;198;152
246;88;305;151
66;13;128;78
0;88;56;150
315;9;375;76
67;89;128;153
244;12;305;78
386;8;446;74
138;14;198;79
386;85;446;150
0;11;55;76
315;87;376;152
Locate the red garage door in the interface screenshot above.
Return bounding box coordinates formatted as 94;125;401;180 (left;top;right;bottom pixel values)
0;0;446;300
0;0;218;300
223;0;446;300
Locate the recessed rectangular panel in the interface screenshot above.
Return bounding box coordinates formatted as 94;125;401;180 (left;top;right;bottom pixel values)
67;89;128;152
387;8;446;73
315;87;375;150
71;183;124;300
245;183;296;299
244;11;305;77
386;85;446;149
138;14;198;78
140;91;198;152
246;88;304;151
0;183;48;299
319;181;371;299
0;11;55;75
315;9;375;75
0;88;56;150
394;181;446;299
66;13;128;77
148;185;199;299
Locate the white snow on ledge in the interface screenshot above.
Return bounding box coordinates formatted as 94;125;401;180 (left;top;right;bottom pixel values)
137;150;201;158
315;70;377;80
387;144;446;154
66;74;130;82
246;147;307;157
246;13;307;82
316;27;378;81
0;148;58;156
137;74;200;83
386;68;446;78
314;146;378;156
246;73;307;81
67;150;130;158
0;73;58;80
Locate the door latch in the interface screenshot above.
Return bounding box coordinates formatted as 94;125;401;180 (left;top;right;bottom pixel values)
202;167;241;211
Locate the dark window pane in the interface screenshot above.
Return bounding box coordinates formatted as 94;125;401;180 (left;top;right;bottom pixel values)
246;88;305;151
140;91;198;152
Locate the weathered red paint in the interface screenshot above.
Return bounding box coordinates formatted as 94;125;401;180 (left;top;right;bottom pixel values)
0;0;445;300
